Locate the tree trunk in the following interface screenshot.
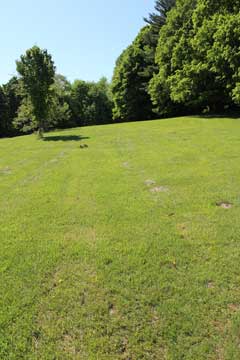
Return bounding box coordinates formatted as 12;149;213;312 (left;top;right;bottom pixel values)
37;127;44;139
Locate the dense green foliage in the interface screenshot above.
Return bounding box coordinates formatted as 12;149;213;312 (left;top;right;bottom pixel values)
0;87;8;136
16;46;56;137
48;74;72;129
112;27;155;122
112;0;176;122
2;117;240;358
113;0;240;120
0;77;22;137
149;0;240;114
71;77;112;126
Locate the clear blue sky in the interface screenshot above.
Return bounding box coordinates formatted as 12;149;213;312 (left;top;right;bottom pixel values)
0;0;155;85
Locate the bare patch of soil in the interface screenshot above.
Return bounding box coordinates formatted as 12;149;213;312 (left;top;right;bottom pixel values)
228;303;240;312
123;162;130;168
150;186;169;193
0;167;12;175
109;303;117;316
62;334;77;355
216;202;232;209
145;179;156;186
207;281;215;289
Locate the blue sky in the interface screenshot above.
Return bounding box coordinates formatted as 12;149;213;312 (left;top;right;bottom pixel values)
0;0;155;85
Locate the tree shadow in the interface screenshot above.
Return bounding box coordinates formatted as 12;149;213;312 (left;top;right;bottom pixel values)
193;113;240;119
43;135;89;142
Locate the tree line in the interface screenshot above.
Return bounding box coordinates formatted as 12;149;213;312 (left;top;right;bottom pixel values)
1;0;240;138
112;0;240;121
0;50;113;138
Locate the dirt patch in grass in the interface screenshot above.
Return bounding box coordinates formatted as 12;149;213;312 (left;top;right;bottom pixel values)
215;345;225;360
0;166;12;175
109;303;117;316
216;202;232;209
49;158;59;164
144;179;156;186
122;161;130;168
228;303;240;312
207;281;215;289
150;186;169;193
61;334;78;356
213;320;226;334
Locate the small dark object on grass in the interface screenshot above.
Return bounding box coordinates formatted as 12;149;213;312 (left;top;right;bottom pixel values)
80;144;88;149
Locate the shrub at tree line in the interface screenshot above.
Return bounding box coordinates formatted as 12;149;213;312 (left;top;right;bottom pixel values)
1;0;240;138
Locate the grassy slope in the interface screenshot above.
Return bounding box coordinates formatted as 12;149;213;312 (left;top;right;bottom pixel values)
1;117;240;359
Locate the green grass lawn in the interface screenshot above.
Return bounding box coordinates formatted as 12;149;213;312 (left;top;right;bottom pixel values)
1;116;240;359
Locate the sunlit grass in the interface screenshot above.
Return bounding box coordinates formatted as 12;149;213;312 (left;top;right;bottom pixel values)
1;116;240;359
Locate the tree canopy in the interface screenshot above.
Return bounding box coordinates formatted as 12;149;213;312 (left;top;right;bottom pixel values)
71;77;112;126
112;0;177;122
149;0;240;114
112;26;155;122
16;46;56;137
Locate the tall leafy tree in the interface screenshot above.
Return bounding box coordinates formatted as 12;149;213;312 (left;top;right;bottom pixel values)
14;74;72;132
112;0;176;122
149;0;240;115
148;0;196;115
16;46;55;137
112;26;155;122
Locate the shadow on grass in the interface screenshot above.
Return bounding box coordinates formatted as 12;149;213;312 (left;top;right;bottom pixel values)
43;135;89;142
193;113;240;119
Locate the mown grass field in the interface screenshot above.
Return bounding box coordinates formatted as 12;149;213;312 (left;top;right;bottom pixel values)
1;116;240;359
